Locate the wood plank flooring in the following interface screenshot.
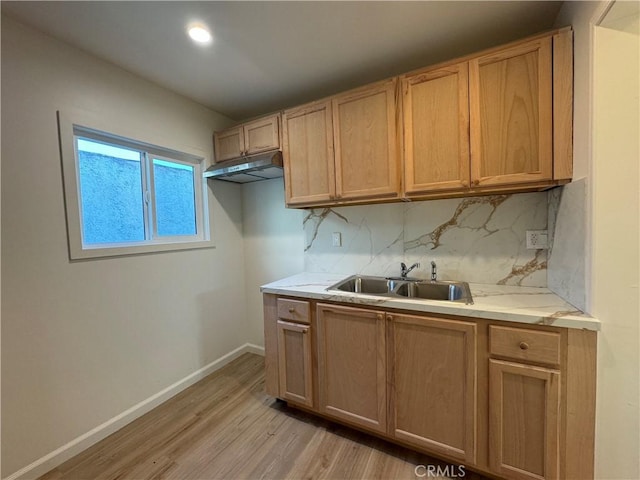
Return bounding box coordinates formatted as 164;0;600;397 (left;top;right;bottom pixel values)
39;353;488;480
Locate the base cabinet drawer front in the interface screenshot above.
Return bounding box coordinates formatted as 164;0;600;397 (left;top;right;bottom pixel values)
489;359;560;480
317;304;387;433
277;320;313;407
277;298;310;324
490;325;561;366
389;314;477;463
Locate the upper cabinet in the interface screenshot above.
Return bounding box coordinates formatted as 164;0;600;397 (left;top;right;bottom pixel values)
213;126;244;162
244;114;281;156
332;79;400;200
469;37;553;187
402;62;470;195
283;80;400;206
402;32;571;198
282;100;335;205
271;28;572;207
213;113;281;162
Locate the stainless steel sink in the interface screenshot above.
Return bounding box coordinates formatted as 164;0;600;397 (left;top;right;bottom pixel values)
331;276;393;295
327;275;473;304
398;281;472;302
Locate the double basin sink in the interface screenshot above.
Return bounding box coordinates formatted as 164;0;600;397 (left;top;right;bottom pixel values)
327;275;473;304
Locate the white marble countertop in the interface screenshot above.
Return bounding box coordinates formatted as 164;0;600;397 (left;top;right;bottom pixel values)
261;273;600;331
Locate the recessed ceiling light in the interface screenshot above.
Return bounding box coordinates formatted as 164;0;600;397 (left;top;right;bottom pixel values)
187;24;212;45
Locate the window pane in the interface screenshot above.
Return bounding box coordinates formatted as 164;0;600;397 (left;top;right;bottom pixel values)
77;138;145;244
153;159;196;236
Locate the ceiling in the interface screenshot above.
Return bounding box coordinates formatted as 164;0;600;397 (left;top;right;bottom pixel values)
2;1;564;120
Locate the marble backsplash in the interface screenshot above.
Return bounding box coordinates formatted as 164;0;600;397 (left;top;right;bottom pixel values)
303;192;549;287
547;179;586;311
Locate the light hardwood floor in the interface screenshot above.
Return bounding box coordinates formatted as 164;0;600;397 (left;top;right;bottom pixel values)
40;353;488;480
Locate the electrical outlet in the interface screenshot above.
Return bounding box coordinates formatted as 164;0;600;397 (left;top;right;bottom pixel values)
526;230;548;249
332;232;342;247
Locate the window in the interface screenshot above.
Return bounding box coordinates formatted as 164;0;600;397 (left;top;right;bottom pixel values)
59;111;212;259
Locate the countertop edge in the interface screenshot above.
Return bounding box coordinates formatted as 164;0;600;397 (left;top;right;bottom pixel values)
260;274;601;332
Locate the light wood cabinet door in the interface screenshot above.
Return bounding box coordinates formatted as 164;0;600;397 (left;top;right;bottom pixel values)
402;63;470;194
243;114;280;156
389;314;477;463
277;320;313;408
489;359;560;480
214;114;280;162
282;101;335;205
213;126;245;162
470;37;553;187
332;79;400;200
316;304;387;433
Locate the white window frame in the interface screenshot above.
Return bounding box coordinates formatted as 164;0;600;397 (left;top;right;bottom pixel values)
148;153;204;242
58;109;213;259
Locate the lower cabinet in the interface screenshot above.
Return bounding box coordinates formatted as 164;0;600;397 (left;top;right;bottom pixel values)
489;360;560;480
488;324;562;480
277;320;313;407
316;303;387;433
388;314;477;463
263;294;596;480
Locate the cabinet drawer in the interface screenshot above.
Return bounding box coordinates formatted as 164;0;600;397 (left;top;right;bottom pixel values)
489;326;560;366
277;298;310;324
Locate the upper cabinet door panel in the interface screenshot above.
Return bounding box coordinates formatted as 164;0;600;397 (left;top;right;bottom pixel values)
213;114;280;163
214;126;245;162
469;37;553;187
282;101;335;205
243;114;280;156
402;63;470;194
332;79;400;200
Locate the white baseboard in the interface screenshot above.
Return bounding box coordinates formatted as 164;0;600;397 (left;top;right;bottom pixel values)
4;343;265;480
245;343;265;356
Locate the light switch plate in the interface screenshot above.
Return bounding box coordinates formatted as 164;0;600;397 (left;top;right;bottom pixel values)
526;230;548;249
332;232;342;247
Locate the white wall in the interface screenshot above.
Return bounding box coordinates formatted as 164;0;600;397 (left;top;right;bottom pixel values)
1;16;248;477
242;178;304;346
592;6;640;479
555;2;640;478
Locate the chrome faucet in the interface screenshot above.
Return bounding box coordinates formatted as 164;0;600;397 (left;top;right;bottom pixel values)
400;262;420;279
431;261;437;281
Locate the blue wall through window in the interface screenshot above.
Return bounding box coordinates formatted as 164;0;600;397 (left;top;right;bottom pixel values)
76;137;198;245
153;159;197;236
77;142;145;244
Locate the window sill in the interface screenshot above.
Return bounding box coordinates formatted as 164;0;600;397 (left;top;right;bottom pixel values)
69;239;216;261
